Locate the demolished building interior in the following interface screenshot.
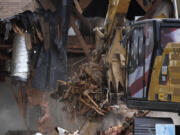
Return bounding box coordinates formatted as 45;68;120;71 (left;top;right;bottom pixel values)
0;0;180;135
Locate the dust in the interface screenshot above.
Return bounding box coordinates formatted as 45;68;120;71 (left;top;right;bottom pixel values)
100;112;124;131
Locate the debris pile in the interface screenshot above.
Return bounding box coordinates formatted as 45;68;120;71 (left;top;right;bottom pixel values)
58;62;109;116
99;111;150;135
56;127;79;135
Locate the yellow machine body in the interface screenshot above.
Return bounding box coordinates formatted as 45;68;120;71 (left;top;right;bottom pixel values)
104;0;130;36
94;0;180;110
149;42;180;102
125;19;180;112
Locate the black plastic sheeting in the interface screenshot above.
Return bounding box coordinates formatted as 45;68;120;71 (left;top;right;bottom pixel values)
32;0;73;91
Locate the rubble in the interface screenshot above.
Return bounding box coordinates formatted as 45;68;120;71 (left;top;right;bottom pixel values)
57;57;151;135
1;0;177;135
56;127;79;135
58;62;109;116
99;111;150;135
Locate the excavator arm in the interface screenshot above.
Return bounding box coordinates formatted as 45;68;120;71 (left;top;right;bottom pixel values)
94;0;176;102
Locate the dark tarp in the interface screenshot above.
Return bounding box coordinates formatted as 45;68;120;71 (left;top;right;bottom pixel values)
32;0;72;91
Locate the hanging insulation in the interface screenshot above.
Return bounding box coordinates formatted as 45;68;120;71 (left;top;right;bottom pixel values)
11;33;29;82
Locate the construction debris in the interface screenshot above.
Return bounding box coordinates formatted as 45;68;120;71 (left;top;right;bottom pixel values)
58;62;109;116
56;127;79;135
2;0;178;135
99;111;150;135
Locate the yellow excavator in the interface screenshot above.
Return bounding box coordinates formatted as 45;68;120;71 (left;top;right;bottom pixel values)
95;0;180;112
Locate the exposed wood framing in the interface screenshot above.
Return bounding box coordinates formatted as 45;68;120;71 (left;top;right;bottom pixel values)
0;44;11;49
74;0;83;14
70;16;91;60
72;6;92;31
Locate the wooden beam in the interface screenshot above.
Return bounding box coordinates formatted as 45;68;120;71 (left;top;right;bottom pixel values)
67;44;95;49
136;0;152;12
79;0;92;10
70;16;91;60
0;44;12;49
74;0;83;14
72;7;92;31
67;44;95;53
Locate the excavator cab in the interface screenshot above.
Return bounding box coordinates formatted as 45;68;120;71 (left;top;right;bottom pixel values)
126;19;180;112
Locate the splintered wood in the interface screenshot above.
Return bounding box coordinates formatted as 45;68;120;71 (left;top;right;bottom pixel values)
58;62;108;116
